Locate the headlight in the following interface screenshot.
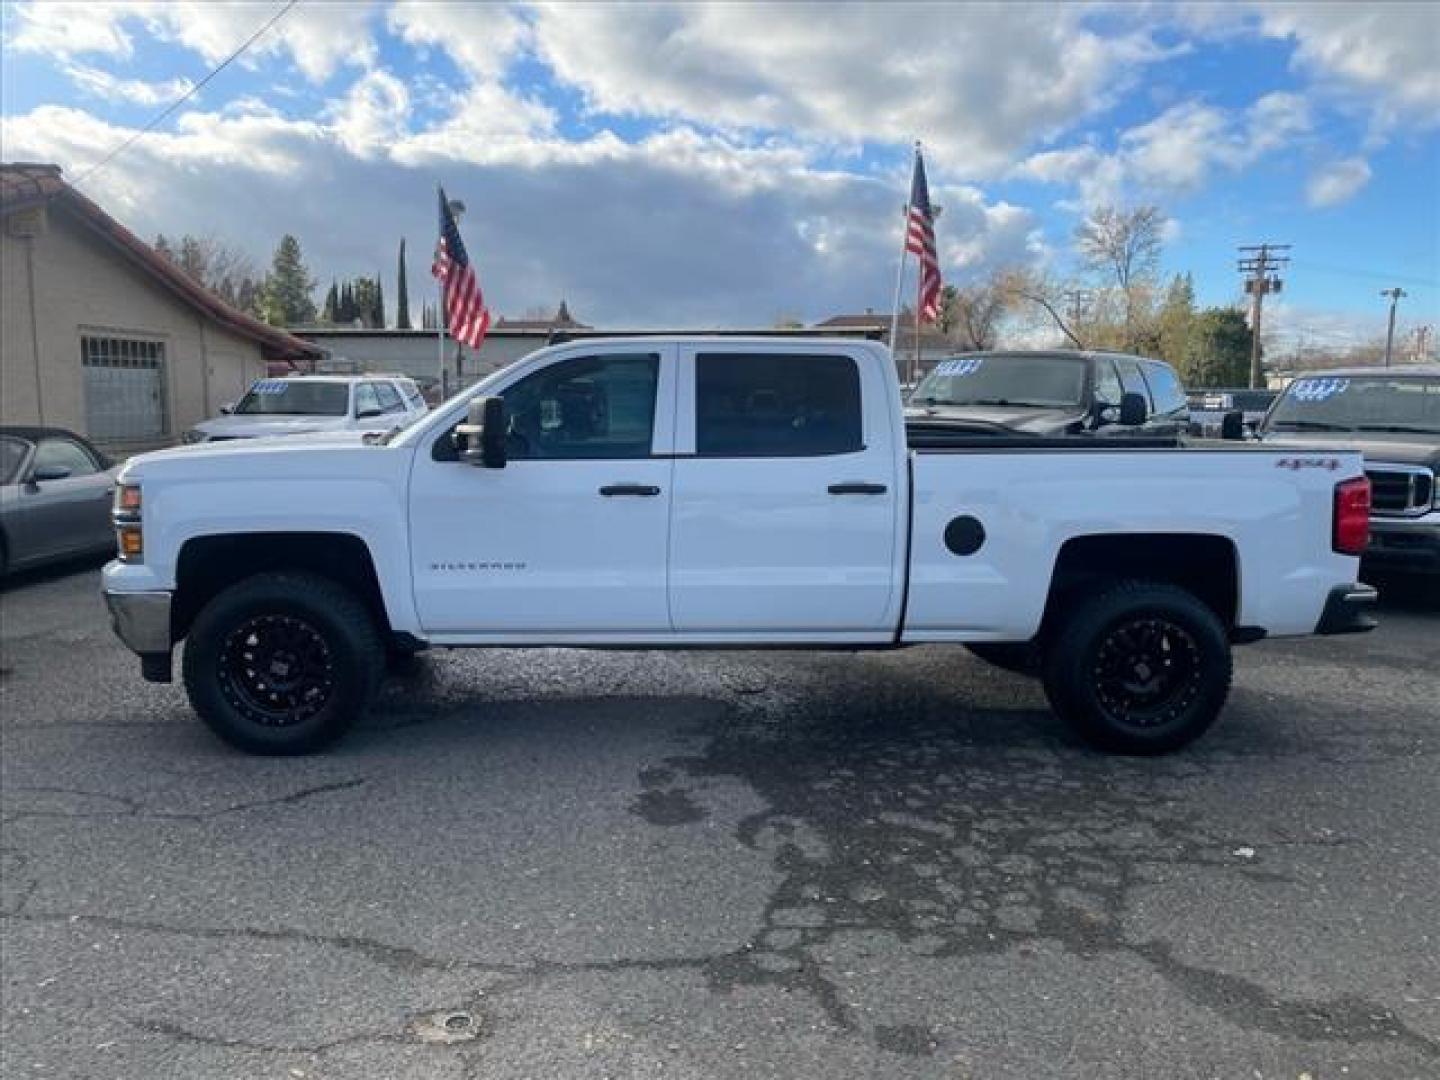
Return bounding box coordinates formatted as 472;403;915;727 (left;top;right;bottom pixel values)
113;483;143;562
181;429;208;444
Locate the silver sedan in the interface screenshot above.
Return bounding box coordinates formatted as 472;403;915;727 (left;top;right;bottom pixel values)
0;427;119;576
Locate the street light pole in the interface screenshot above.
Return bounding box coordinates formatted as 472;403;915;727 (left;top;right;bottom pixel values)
1380;287;1406;368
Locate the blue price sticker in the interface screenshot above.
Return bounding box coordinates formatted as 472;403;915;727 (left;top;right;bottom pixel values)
1291;377;1349;403
251;379;289;395
935;357;984;377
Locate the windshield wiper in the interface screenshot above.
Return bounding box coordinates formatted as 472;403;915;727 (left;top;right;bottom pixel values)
1270;419;1355;432
1350;424;1440;435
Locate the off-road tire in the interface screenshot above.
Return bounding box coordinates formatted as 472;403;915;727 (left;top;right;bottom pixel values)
182;572;383;755
1041;579;1232;755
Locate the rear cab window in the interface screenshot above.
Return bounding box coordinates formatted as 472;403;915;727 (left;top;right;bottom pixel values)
695;353;863;457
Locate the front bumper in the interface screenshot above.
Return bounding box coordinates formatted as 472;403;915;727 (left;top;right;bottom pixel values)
1313;583;1379;636
104;589;174;681
1364;515;1440;575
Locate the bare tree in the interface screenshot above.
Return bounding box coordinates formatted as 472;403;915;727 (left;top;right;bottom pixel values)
999;269;1086;349
1075;205;1164;349
938;279;1008;351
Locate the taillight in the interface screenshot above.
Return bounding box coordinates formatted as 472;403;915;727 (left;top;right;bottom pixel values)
1333;476;1371;556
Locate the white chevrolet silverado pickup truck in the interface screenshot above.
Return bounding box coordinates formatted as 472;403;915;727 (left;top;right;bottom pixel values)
103;337;1377;756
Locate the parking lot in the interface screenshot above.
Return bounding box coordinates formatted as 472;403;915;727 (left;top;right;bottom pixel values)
2;564;1437;1079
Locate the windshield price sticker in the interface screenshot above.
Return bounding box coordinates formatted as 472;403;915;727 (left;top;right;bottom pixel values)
935;357;984;377
251;380;289;395
1291;377;1349;402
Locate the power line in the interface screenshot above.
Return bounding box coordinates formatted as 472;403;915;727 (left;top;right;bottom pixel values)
71;0;299;190
1290;260;1437;290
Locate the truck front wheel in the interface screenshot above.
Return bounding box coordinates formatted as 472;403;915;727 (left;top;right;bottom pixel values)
182;572;383;755
1041;580;1232;755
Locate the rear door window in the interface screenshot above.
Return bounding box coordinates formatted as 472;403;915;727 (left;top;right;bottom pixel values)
354;383;382;416
1093;358;1123;406
374;381;403;414
1142;362;1188;416
695;353;862;457
1114;358;1152;407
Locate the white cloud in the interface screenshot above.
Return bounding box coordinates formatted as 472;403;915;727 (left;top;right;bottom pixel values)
60;63;195;107
1255;3;1440;122
6;2;136;59
386;1;530;81
5;0;376;83
1305;157;1372;208
1172;3;1440;132
528;2;1173;178
0;97;1042;325
330;69;412;160
1015;91;1312;206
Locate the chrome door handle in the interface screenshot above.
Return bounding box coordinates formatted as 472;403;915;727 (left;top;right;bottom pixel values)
599;484;661;497
828;482;887;495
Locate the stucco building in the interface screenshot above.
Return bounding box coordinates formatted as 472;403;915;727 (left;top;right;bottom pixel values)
1;163;318;453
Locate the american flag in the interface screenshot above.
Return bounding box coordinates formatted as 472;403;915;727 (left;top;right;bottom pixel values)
432;186;490;348
905;148;941;322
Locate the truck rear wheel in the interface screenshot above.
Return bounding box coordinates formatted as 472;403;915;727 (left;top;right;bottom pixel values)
1041;580;1232;755
182;572;383;755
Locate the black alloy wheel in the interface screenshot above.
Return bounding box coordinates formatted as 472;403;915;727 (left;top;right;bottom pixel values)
218;613;336;727
183;571;383;755
1042;580;1232;755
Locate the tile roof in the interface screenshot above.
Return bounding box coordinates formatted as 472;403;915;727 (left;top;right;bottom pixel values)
1;162;319;362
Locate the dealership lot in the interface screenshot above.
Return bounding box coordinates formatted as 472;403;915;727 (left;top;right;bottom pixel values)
2;566;1438;1079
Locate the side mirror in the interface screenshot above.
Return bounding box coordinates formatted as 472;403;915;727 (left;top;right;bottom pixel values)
457;396;507;468
29;464;72;485
220;402;235;415
1220;410;1245;441
1119;391;1149;427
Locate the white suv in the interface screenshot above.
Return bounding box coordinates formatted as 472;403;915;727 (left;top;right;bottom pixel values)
183;375;429;444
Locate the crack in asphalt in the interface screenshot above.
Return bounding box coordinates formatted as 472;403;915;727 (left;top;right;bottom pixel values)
1;779;369;822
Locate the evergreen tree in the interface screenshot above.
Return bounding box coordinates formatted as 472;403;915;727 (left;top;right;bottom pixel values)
396;239;412;329
1185;306;1253;388
322;280;338;324
1157;272;1196;371
261;234;317;327
374;275;385;328
339;281;354;324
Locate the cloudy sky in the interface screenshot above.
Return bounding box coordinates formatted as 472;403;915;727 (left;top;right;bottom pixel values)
3;1;1437;348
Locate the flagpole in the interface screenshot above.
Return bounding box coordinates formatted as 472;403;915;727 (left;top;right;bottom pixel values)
888;142;918;385
436;184;448;400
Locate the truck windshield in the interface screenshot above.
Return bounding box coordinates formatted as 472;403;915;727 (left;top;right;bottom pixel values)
911;355;1086;408
234;381;350;417
1266;375;1440;435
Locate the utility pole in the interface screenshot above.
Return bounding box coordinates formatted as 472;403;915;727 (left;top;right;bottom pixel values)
1414;325;1433;364
1060;288;1094;327
1380;287;1406;368
1237;244;1289;389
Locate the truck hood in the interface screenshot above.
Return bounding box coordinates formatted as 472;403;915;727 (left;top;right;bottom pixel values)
904;403;1086;435
194;414;352;439
122;430;378;478
1258;430;1440;470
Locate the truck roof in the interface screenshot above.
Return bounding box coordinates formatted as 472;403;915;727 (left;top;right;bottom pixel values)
1291;364;1440;378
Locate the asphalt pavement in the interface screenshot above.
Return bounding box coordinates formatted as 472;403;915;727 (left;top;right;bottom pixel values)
2;564;1438;1079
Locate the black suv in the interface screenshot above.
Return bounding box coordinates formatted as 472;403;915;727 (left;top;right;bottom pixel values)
1257;365;1440;579
905;350;1189;437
